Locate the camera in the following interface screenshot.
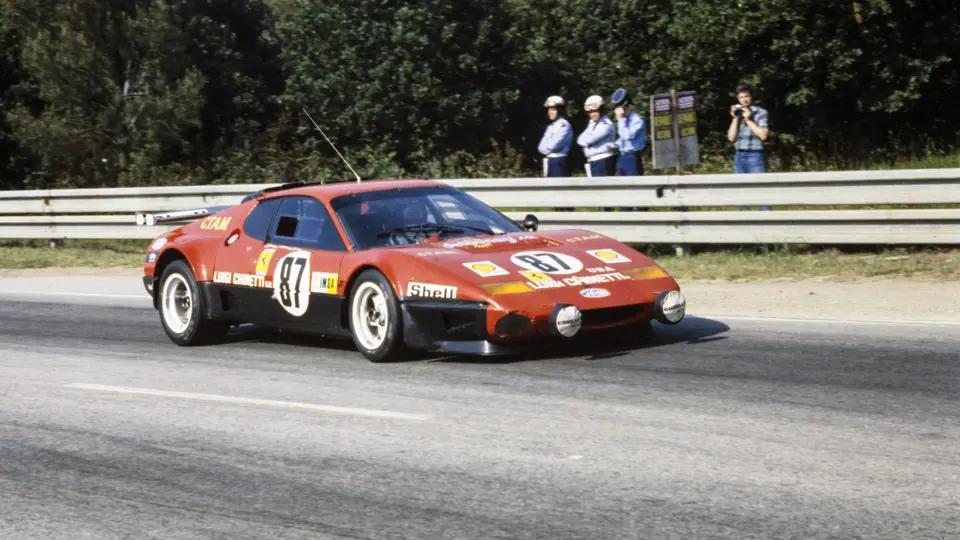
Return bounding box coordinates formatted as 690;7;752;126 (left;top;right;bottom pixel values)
734;104;747;119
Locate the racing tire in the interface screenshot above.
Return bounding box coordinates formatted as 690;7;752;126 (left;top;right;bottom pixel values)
157;260;229;346
347;269;410;363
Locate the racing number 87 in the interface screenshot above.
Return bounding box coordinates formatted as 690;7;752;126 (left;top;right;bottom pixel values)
517;253;571;273
278;257;307;308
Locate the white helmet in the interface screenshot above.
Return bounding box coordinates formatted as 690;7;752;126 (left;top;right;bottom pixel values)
584;95;604;111
543;95;566;108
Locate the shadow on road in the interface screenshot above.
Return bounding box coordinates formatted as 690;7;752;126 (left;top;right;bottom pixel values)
429;316;731;364
214;316;730;365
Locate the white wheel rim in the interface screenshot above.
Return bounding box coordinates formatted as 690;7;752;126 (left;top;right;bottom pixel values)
351;282;389;350
161;273;193;334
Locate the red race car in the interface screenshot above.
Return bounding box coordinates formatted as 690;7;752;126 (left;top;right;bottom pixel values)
137;179;686;362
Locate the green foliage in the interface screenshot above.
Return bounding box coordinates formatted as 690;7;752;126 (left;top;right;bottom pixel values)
0;0;958;189
275;0;519;178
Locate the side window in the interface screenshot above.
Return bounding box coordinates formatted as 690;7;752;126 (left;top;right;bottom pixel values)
242;198;282;242
269;197;346;251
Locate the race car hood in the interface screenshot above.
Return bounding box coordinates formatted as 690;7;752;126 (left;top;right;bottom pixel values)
390;230;674;308
397;230;658;271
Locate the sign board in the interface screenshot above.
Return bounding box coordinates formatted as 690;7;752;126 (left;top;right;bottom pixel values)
650;90;699;170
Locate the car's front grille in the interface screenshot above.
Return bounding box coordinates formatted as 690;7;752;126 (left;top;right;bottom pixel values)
580;304;646;326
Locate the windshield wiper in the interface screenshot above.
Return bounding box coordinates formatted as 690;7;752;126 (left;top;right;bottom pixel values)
457;224;497;235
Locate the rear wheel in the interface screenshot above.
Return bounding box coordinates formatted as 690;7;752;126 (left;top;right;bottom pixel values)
158;260;229;346
348;269;409;362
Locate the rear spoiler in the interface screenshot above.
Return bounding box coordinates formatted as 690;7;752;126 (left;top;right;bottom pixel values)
135;206;232;226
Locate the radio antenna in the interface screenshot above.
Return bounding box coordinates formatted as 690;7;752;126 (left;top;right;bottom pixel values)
302;108;361;183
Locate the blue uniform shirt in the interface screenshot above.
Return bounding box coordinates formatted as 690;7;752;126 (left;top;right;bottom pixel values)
538;118;573;157
577;117;615;159
614;111;646;154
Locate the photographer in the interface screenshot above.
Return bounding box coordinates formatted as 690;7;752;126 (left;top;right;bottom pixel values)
727;84;769;174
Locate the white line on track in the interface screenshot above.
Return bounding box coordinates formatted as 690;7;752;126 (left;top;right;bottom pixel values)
694;313;960;327
64;383;430;421
0;290;145;299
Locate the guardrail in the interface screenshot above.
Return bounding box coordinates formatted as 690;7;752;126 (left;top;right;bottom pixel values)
1;169;959;244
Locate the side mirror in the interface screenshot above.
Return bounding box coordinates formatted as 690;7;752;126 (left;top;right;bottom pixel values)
522;214;539;232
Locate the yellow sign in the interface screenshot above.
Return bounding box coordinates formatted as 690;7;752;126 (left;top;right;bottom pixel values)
654;115;673;127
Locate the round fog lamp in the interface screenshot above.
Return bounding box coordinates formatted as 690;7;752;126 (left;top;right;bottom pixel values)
654;290;686;324
549;304;582;338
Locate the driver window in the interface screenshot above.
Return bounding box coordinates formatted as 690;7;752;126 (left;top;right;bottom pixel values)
270;197;346;251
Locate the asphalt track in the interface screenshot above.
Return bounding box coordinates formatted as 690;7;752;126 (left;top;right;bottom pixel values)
1;291;959;539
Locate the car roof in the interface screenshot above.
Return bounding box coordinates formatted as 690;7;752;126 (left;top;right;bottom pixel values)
259;178;448;202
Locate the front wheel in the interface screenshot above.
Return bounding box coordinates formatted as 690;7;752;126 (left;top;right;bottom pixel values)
348;269;409;362
158;260;229;346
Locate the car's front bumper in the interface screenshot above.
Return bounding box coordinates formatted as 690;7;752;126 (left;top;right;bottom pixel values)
398;296;673;356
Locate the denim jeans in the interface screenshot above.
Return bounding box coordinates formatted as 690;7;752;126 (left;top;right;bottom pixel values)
734;151;770;210
734;151;766;173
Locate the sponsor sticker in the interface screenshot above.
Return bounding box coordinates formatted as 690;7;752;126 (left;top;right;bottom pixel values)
200;216;232;231
519;270;553;282
146;252;158;263
442;235;537;249
463;261;509;278
579;288;611;299
554;306;582;338
565;234;604;243
523;271;632;290
407;282;457;299
586;249;631;264
510;251;583;275
415;250;458;257
255;248;276;276
232;273;272;288
213;271;232;284
272;251;312;316
586;266;616;273
310;272;339;295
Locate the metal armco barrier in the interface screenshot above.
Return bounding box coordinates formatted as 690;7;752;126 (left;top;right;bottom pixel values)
1;169;959;244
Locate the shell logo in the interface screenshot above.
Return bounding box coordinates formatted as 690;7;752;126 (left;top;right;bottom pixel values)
470;263;497;273
586;249;630;264
462;260;509;277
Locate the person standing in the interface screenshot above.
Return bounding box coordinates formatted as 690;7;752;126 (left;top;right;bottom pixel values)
609;88;646;176
537;95;573;177
576;95;615;177
727;84;769;173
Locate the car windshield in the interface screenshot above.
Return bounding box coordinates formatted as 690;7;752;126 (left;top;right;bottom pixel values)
330;185;523;250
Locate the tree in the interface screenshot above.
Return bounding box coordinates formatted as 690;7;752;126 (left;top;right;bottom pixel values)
275;0;520;178
4;0;205;188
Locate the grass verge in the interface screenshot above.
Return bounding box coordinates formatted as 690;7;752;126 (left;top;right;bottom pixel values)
648;247;960;282
0;240;145;270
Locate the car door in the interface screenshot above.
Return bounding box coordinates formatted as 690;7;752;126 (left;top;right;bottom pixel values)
252;196;349;335
210;195;349;336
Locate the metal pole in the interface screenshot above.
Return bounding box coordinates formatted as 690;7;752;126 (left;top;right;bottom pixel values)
671;89;681;175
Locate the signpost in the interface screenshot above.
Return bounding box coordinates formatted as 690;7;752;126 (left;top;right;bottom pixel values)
650;90;699;171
